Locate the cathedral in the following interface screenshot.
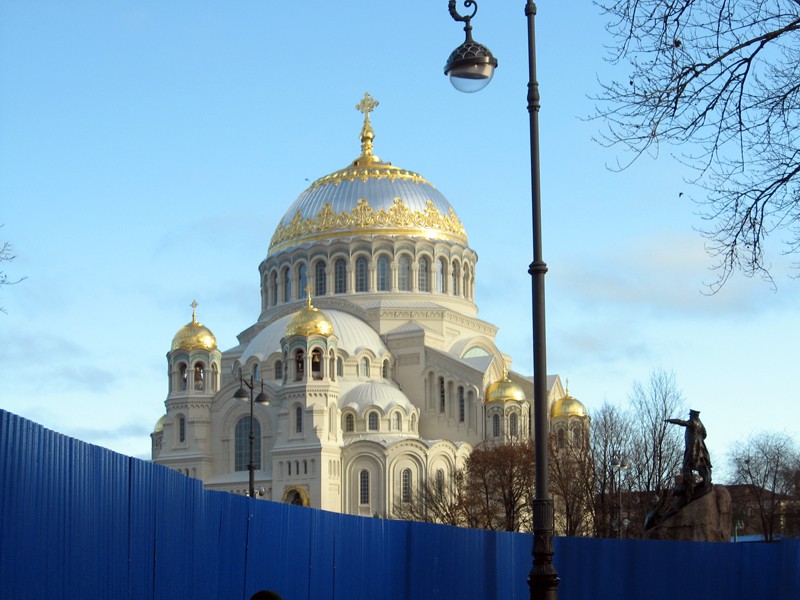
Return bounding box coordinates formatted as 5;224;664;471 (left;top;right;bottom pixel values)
151;94;588;518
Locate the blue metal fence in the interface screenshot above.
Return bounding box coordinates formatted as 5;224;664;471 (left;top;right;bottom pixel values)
1;410;798;599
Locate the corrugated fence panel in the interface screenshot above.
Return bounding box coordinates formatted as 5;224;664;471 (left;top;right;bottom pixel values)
2;410;800;600
208;490;250;599
245;500;314;599
128;454;158;600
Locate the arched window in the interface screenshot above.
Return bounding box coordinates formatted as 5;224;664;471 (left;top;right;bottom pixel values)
360;357;370;378
401;469;412;503
410;414;417;432
274;359;283;380
295;406;303;433
458;386;465;423
178;416;186;443
377;255;390;291
211;364;218;391
334;259;347;294
288;462;292;476
355;256;368;292
193;363;205;390
337;357;343;377
572;427;582;447
330;352;336;381
295;350;304;381
297;264;307;298
235;416;261;471
438;377;446;413
418;256;430;292
557;428;566;449
393;412;401;431
345;413;355;432
359;470;370;505
283;267;292;302
492;414;500;438
463;264;470;300
179;363;188;391
510;413;518;437
436;257;447;293
271;272;278;306
311;348;323;380
451;261;460;296
315;260;327;296
398;255;411;291
252;364;260;381
435;469;445;498
382;359;389;379
368;412;379;431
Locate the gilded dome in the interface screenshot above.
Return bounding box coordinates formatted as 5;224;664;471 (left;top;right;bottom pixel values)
153;415;167;433
285;295;334;337
268;93;467;255
171;301;217;351
485;372;526;404
550;393;587;419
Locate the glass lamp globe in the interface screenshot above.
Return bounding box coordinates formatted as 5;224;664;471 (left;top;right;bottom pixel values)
444;40;498;93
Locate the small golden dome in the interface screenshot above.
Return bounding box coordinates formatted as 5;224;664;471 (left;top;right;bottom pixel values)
550;391;587;419
285;293;334;337
485;371;526;404
153;415;167;433
171;300;217;351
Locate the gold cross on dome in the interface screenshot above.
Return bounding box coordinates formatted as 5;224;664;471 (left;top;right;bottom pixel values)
191;299;198;322
304;284;313;308
356;92;379;116
355;93;379;159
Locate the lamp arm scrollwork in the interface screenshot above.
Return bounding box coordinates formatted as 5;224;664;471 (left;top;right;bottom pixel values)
448;0;478;25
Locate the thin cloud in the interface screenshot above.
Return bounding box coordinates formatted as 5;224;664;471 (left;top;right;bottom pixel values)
556;230;785;317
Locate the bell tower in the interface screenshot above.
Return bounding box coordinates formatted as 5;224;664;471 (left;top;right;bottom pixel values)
270;290;343;511
152;301;220;480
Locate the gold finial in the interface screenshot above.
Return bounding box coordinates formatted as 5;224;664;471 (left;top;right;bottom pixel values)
191;299;198;323
565;378;570;396
502;366;509;380
304;284;313;309
355;92;379;159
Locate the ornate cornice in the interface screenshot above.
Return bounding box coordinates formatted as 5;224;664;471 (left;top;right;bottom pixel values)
269;198;468;252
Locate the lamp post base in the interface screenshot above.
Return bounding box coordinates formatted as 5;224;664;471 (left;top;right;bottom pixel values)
528;499;559;600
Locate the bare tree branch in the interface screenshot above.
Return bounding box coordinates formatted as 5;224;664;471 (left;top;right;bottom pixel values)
594;0;800;287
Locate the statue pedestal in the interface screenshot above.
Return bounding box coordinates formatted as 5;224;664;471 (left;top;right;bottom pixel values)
644;486;732;542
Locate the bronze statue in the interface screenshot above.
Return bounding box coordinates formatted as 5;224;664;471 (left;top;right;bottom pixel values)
667;409;712;498
644;409;713;530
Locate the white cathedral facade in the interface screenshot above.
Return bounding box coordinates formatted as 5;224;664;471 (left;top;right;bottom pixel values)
151;94;587;518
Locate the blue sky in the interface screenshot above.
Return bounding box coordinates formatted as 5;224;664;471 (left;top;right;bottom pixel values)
2;1;798;470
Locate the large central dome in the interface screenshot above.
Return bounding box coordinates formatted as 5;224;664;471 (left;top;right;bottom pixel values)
269;93;467;255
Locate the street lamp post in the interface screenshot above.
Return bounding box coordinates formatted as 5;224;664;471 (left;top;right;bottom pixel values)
234;376;269;498
445;2;558;598
610;457;628;538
